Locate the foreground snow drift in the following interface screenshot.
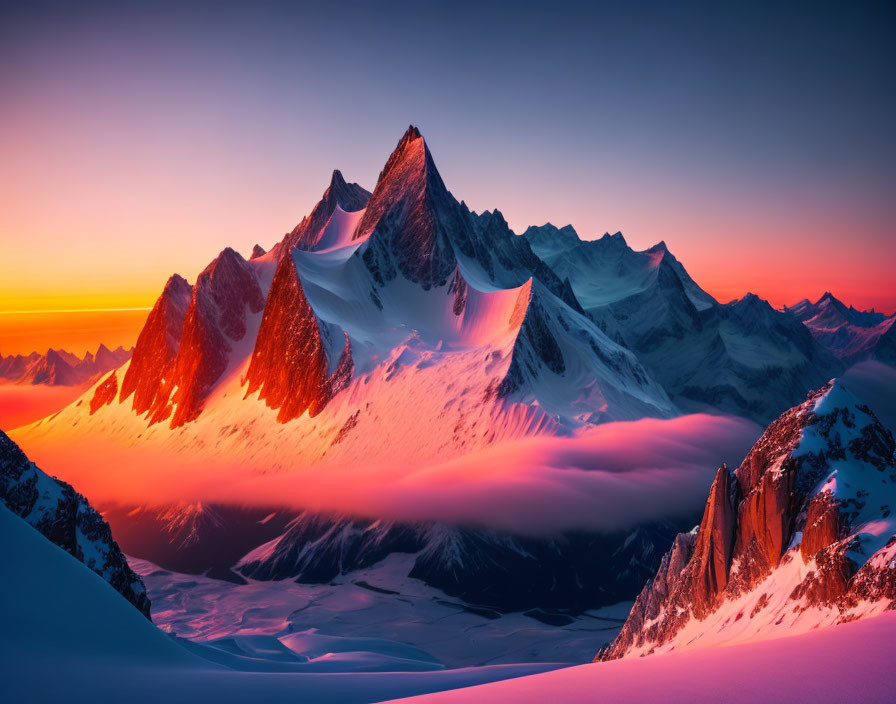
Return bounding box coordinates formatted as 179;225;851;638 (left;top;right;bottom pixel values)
0;503;560;703
387;612;896;704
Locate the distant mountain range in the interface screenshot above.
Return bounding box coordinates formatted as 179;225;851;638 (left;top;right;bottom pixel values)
0;344;131;387
786;292;896;365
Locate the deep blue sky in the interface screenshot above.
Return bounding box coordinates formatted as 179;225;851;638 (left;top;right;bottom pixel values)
1;0;894;312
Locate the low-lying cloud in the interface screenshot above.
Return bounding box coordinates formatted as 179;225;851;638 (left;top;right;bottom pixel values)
21;414;761;535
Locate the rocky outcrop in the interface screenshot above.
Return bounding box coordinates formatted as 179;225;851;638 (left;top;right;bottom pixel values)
800;492;841;562
120;273;192;419
246;252;352;422
168;248;265;427
599;380;896;660
689;466;736;617
0;430;151;618
89;371;118;414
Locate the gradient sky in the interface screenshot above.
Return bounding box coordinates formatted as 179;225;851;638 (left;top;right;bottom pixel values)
1;0;894;354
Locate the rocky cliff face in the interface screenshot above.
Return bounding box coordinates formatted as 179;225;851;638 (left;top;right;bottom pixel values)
0;430;151;618
119;273;192;420
598;380;896;660
245;250;352;422
168;247;265;427
356;127;579;305
116;250;265;428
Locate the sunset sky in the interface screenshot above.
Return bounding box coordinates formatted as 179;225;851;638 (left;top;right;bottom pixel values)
1;0;894;355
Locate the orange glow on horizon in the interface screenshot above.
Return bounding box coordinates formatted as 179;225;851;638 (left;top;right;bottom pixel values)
0;308;150;357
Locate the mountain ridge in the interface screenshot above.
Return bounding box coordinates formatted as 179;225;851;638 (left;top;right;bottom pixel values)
598;379;896;660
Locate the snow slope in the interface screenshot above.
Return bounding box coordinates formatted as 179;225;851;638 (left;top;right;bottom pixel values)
0;429;151;616
387;612;896;704
0;501;563;703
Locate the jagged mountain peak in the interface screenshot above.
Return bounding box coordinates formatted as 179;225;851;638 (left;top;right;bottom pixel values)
520;223;581;250
374;124;434;186
476;208;511;229
201;246;246;278
352;125;461;288
322;168;369;211
250;243;267;260
285;169;371;252
731;291;775;313
597;231;628;247
163;272;192;297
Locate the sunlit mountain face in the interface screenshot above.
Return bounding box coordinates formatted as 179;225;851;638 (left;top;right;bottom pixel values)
3;2;895;702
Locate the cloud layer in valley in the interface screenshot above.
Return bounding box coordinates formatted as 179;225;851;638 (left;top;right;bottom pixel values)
19;413;761;535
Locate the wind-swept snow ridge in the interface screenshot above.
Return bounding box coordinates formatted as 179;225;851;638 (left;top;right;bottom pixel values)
599;380;896;660
390;613;896;704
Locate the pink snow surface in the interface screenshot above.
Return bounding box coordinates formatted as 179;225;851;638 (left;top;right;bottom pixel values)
390;612;896;704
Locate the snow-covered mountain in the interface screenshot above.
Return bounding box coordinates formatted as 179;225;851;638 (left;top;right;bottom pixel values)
90;501;688;612
30;127;854;441
786;292;896;365
235;512;685;612
524;224;843;422
598;380;896;660
0;429;150;617
63;126;674;454
0;344;131;386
